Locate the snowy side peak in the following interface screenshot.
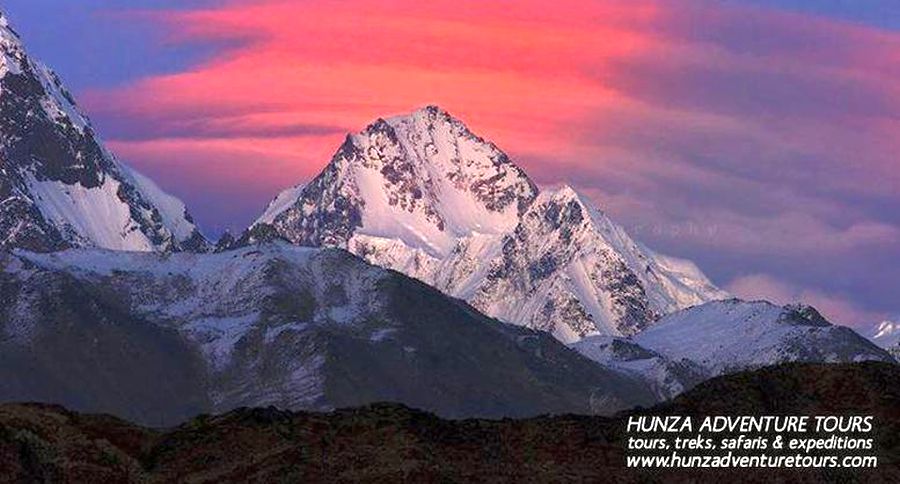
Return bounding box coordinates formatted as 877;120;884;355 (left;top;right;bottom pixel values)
0;12;25;79
634;299;895;376
572;299;895;400
0;11;88;133
0;11;206;253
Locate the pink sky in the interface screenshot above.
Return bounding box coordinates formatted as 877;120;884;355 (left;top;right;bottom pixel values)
74;0;899;327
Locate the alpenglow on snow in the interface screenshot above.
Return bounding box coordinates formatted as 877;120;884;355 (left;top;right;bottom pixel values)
244;106;728;342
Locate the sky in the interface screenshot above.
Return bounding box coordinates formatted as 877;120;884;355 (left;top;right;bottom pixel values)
0;0;897;329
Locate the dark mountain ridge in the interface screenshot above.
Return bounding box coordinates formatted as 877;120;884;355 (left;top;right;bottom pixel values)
0;362;897;482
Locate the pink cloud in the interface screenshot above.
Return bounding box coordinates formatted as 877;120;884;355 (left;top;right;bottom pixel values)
75;0;900;316
84;0;900;198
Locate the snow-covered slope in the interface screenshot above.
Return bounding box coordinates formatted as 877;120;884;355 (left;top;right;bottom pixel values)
247;106;726;341
571;335;708;400
462;186;726;342
1;243;657;424
868;320;900;358
634;299;895;376
0;11;205;252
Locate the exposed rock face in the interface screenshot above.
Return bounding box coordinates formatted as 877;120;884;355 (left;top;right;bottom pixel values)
0;12;206;253
247;106;726;342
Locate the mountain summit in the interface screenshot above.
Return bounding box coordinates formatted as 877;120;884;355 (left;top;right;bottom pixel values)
250;105;537;253
247;106;727;341
0;12;205;252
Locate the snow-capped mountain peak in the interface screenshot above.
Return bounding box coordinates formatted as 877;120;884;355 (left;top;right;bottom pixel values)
1;13;89;135
246;107;726;341
0;10;206;253
252;105;538;258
